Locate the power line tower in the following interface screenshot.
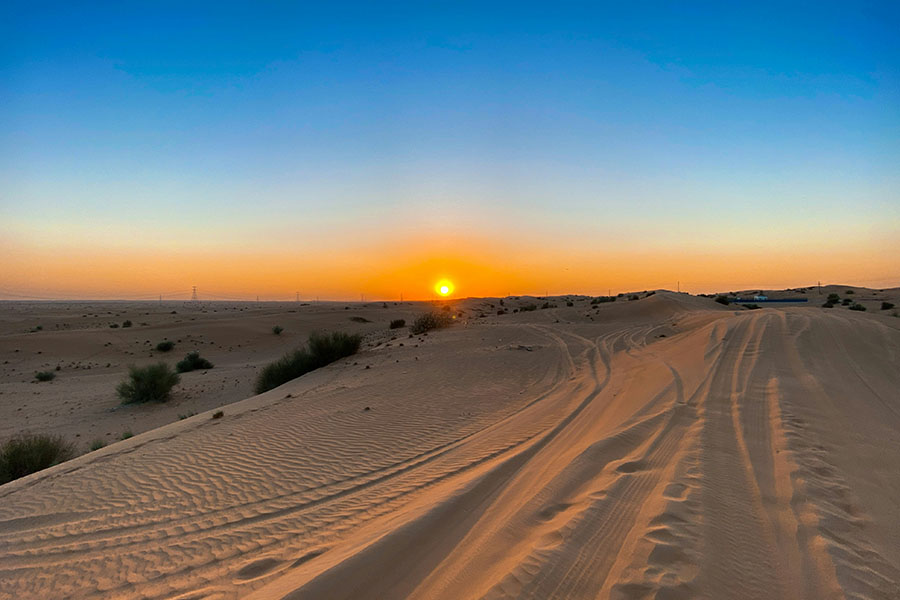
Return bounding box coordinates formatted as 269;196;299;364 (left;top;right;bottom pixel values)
191;286;198;303
296;291;299;303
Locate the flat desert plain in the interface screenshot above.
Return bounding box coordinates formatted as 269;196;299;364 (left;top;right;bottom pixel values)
1;287;899;599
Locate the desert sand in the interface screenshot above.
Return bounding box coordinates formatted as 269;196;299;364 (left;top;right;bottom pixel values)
1;289;899;599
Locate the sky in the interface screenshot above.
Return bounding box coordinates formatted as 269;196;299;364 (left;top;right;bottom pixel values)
2;1;898;300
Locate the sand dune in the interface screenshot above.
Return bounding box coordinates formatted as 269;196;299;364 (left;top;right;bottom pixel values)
2;292;899;599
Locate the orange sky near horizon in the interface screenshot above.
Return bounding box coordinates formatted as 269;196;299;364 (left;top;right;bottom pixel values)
2;230;898;301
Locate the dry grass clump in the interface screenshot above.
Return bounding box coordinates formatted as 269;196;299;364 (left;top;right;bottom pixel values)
410;311;454;334
0;433;77;484
255;331;362;394
117;363;180;404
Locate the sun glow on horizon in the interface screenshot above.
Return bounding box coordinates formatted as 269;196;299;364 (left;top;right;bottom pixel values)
435;279;454;297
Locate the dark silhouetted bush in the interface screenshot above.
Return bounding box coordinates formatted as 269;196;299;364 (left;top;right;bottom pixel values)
541;302;556;309
591;296;615;304
842;298;852;306
0;433;77;484
520;304;538;312
881;302;895;310
714;296;730;305
155;341;175;352
849;303;866;311
176;352;214;373
566;301;574;307
827;293;840;303
89;439;106;451
846;290;854;294
121;430;133;440
109;323;119;328
822;302;834;308
117;363;180;404
122;320;132;328
410;312;454;335
255;331;362;394
212;411;224;419
35;371;55;382
350;316;371;323
389;319;406;329
744;304;760;310
272;325;284;335
629;295;639;301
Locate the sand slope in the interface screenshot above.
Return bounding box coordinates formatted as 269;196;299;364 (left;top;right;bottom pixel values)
1;293;899;599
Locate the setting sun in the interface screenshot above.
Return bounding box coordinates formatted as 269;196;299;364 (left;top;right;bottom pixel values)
435;279;454;297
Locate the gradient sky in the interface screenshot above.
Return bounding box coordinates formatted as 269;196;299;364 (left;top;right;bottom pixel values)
2;2;898;300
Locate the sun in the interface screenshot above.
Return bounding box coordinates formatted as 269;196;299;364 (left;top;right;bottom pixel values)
435;279;454;297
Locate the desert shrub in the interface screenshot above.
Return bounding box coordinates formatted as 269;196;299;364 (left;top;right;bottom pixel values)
122;320;132;328
350;316;371;323
410;311;454;335
389;319;406;329
541;302;556;309
0;433;77;484
629;295;639;301
881;302;895;310
155;340;175;352
255;331;362;393
566;301;574;307
497;309;506;315
849;303;866;311
744;304;760;310
117;363;180;404
714;296;730;305
591;296;615;304
120;430;133;440
846;290;854;294
109;323;119;329
822;302;834;308
842;298;852;306
212;411;224;419
89;439;106;451
272;325;284;335
827;293;840;303
35;371;55;382
520;304;538;312
176;351;214;373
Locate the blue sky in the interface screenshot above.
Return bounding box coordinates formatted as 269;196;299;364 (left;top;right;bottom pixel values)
2;2;898;298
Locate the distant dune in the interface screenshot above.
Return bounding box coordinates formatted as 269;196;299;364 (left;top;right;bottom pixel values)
1;289;899;599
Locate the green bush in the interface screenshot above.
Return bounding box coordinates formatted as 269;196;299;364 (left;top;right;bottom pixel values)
89;439;106;451
120;430;133;440
714;295;730;305
389;319;406;329
881;302;895;311
842;298;852;306
176;351;214;373
35;371;55;382
109;323;119;328
822;302;834;308
117;363;180;404
255;331;362;394
849;303;866;312
122;320;132;328
272;325;284;335
0;433;77;484
410;311;454;335
155;340;175;352
827;293;840;303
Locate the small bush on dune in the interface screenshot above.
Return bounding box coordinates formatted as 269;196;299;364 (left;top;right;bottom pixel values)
714;295;730;305
155;341;175;352
0;433;77;484
744;304;760;310
117;363;180;404
842;298;852;306
519;304;538;312
389;319;406;329
566;301;574;307
849;303;866;312
827;293;840;303
122;320;132;328
410;311;454;335
846;290;854;295
176;351;214;373
35;371;55;382
350;316;371;323
540;302;556;309
822;302;834;308
272;325;284;335
89;439;106;451
255;331;362;394
881;302;895;311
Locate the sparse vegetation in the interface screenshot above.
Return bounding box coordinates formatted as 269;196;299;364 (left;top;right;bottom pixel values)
350;316;371;323
842;298;852;306
122;320;132;328
212;411;224;419
881;302;895;311
117;363;180;404
846;290;854;294
849;303;867;312
34;371;55;382
0;433;77;484
410;311;454;335
827;293;840;303
389;319;406;329
628;295;639;301
714;295;730;305
566;301;574;307
822;301;834;308
255;331;362;393
541;302;556;309
89;439;106;451
178;411;196;420
272;325;284;335
590;296;615;304
519;304;538;312
744;304;760;310
175;351;214;373
155;340;175;352
120;430;133;440
109;323;120;328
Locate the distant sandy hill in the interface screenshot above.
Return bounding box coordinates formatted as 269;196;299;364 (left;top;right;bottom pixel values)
1;288;899;599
